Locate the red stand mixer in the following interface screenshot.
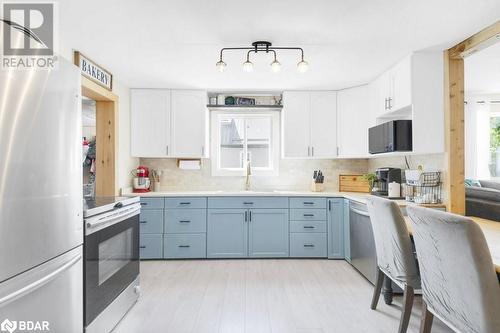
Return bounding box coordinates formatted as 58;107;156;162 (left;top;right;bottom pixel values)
132;166;151;193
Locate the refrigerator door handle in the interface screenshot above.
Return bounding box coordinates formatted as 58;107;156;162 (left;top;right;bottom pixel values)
0;253;81;306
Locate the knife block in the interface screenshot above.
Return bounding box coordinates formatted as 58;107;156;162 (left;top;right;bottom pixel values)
311;181;324;192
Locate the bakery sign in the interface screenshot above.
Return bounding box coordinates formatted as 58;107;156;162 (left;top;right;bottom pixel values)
74;51;113;90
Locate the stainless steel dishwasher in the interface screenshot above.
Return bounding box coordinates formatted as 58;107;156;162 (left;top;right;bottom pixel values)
349;201;377;284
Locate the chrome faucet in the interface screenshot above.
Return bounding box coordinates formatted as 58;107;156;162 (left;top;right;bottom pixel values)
245;160;252;191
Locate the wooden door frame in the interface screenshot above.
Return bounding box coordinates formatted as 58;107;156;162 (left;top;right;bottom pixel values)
81;76;119;196
444;20;500;214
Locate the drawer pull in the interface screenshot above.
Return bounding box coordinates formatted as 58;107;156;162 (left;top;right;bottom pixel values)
140;246;146;249
178;245;191;248
303;214;314;217
243;202;254;205
303;244;315;248
140;202;148;206
179;220;191;223
303;202;314;205
179;202;191;205
140;221;147;224
303;226;315;229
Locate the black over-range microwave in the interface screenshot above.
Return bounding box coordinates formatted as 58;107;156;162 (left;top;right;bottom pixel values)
368;120;412;154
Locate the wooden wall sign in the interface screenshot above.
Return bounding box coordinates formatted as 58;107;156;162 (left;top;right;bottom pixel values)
74;51;113;90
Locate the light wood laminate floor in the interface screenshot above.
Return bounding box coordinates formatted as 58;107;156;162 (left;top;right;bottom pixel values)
114;260;452;333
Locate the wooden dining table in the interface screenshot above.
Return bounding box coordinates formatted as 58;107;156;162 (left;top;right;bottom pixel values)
404;215;500;273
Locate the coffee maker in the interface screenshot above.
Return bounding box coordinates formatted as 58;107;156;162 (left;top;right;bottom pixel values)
372;167;402;197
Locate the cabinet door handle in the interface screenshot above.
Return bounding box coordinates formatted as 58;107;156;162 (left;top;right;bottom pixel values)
179;220;191;223
178;245;190;248
311;146;314;156
140;202;148;206
202;146;205;156
303;226;315;229
307;146;310;157
303;202;314;205
166;145;169;155
328;200;332;211
303;244;315;248
244;211;248;222
140;221;147;224
303;214;314;217
243;202;254;205
249;211;252;222
179;202;191;205
388;97;392;109
384;98;388;110
140;246;146;249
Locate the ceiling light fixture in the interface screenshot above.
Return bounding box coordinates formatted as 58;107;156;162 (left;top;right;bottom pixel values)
216;41;308;73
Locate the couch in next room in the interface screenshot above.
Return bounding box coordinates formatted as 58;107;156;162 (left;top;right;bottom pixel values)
465;179;500;222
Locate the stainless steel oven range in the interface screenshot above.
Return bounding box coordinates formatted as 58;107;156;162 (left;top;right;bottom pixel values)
83;196;141;333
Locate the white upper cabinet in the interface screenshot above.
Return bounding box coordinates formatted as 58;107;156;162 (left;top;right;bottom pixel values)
131;89;208;158
310;91;337;158
337;85;369;158
369;51;444;154
282;91;337;159
171;90;208;158
281;91;311;158
131;89;171;157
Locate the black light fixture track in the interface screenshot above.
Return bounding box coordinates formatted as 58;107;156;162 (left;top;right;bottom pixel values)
216;41;308;73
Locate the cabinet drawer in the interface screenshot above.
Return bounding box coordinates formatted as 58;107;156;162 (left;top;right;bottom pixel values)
140;197;164;209
140;234;163;259
208;197;288;209
164;233;206;258
164;209;206;233
290;220;326;233
290;233;327;257
165;197;207;209
290;209;327;221
289;197;326;209
139;209;164;233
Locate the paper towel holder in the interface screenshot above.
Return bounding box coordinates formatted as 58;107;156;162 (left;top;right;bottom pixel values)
177;159;202;170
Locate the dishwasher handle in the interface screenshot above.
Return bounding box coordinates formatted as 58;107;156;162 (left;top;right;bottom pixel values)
349;206;370;218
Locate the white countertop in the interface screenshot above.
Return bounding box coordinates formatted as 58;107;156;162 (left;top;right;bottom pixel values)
121;188;446;208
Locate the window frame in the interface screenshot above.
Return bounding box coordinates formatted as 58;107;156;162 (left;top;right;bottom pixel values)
210;110;280;177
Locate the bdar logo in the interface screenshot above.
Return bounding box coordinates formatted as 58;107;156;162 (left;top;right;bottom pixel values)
0;319;17;333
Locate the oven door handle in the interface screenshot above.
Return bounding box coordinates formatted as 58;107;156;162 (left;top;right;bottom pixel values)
86;203;141;230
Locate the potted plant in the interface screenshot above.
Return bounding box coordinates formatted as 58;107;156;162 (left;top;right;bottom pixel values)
363;173;378;192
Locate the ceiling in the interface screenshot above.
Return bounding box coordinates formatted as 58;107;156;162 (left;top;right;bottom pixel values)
59;0;500;90
465;41;500;94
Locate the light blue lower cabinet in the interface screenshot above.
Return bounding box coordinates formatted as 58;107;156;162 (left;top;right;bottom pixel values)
290;233;327;257
139;209;164;234
290;220;327;233
327;198;344;259
343;199;351;262
140;234;163;259
164;233;206;259
164;209;207;233
248;209;289;257
207;209;248;258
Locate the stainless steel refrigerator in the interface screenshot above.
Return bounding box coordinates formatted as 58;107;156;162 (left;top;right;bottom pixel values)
0;55;83;330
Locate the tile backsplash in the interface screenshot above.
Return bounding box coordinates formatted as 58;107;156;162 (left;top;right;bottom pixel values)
140;158;369;192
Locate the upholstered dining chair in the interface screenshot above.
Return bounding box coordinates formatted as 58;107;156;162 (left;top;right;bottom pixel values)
366;196;421;333
407;206;500;333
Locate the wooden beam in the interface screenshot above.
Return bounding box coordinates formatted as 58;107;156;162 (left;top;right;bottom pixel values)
448;20;500;59
82;76;117;102
95;100;117;196
444;50;465;214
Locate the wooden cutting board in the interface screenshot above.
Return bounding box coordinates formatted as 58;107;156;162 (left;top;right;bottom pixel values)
339;174;370;193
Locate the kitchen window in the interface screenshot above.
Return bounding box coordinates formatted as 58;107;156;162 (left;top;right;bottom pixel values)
210;111;280;176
